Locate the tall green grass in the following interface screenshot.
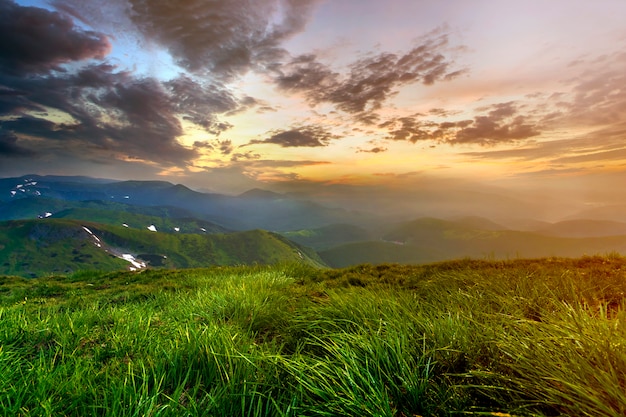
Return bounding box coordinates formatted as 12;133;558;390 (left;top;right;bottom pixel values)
0;256;625;416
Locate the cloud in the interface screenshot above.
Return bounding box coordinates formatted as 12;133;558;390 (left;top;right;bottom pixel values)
231;151;261;162
0;0;110;75
462;121;626;167
0;66;200;165
450;103;540;145
216;139;234;155
0;129;36;157
245;159;330;168
80;0;316;79
274;31;465;116
357;146;387;153
194;138;237;156
380;102;540;146
249;125;339;147
165;75;238;134
556;51;626;128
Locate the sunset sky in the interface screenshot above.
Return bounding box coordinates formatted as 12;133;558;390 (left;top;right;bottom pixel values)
1;0;626;216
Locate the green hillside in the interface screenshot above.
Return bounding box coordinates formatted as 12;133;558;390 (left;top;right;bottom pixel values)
0;257;624;416
0;219;130;276
0;219;325;277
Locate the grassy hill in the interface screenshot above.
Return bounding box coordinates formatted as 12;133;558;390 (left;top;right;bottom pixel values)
0;219;325;277
52;207;229;234
0;257;624;416
280;223;372;250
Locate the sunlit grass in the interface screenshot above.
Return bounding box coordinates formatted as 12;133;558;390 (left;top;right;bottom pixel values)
0;256;625;416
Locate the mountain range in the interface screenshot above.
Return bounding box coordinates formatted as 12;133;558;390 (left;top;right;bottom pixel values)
2;174;626;276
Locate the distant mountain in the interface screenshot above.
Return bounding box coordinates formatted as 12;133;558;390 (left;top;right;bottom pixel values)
0;175;377;231
0;218;326;277
535;219;626;238
320;216;626;267
564;205;626;223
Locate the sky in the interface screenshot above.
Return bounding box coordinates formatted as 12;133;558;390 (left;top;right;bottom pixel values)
1;0;626;219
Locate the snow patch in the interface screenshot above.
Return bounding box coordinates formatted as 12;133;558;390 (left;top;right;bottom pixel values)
16;184;23;189
82;227;101;242
121;254;146;269
10;191;16;196
147;225;157;232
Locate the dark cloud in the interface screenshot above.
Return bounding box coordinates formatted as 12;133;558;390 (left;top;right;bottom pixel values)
0;129;36;157
451;118;540;146
274;53;338;94
0;0;110;75
165;75;238;134
118;0;320;78
461;121;626;166
0;67;211;165
193;141;214;150
0;2;259;168
194;138;236;156
249;125;339;147
275;32;464;116
231;151;261;162
380;102;540;145
216;139;234;155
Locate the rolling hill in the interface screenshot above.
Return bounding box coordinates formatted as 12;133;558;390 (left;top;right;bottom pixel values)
320;217;626;267
280;223;372;250
534;219;626;238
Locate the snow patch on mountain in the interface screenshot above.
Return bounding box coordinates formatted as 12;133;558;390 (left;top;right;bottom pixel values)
121;254;146;270
10;179;43;198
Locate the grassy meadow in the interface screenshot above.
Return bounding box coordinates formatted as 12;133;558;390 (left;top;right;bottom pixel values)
0;256;625;416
